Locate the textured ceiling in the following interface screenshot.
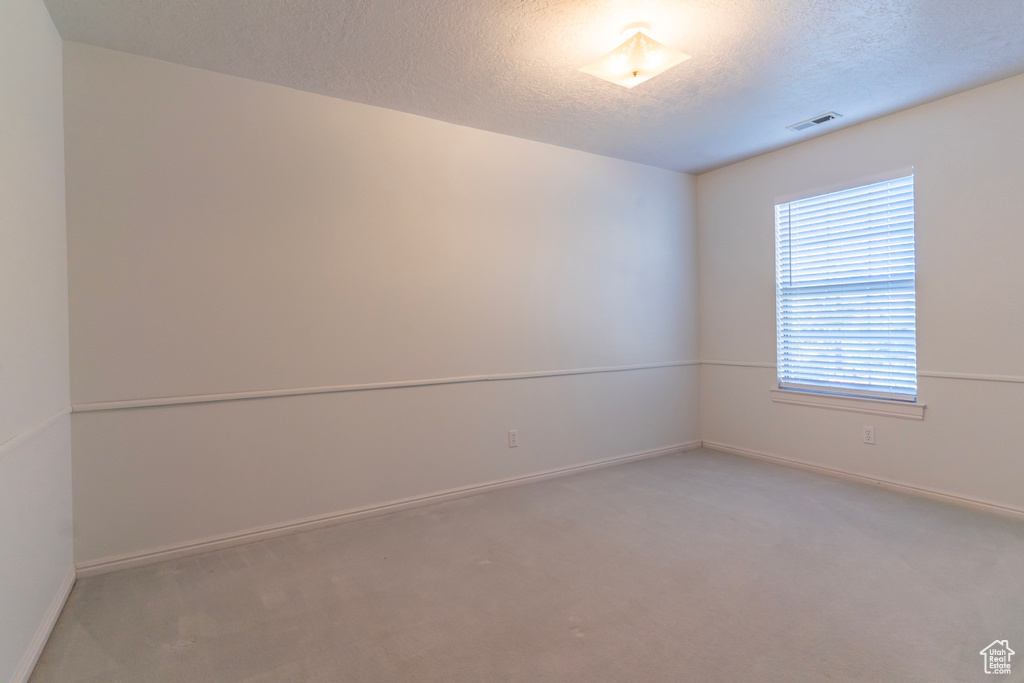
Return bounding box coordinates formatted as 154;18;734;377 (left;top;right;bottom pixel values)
44;0;1024;173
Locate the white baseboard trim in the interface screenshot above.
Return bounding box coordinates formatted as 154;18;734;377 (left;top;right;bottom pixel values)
76;440;702;578
10;565;76;683
702;440;1024;522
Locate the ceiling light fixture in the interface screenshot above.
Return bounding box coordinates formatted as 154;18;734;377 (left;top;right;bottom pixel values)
579;23;691;89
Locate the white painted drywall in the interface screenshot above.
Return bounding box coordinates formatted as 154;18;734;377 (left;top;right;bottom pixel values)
0;0;74;680
698;73;1024;511
64;44;700;565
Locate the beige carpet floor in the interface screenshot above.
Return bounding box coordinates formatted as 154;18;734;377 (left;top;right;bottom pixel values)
30;448;1024;682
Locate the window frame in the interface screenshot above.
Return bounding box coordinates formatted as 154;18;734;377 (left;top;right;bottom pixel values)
774;169;919;405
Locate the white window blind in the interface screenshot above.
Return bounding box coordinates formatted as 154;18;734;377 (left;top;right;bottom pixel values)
776;174;916;401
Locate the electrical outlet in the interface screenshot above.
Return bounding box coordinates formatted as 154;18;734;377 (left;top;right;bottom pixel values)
508;430;518;448
863;426;875;445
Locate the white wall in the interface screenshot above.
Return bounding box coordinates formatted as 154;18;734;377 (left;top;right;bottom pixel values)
698;73;1024;512
0;0;74;681
64;44;700;566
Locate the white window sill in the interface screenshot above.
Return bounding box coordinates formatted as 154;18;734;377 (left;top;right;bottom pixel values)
770;389;925;421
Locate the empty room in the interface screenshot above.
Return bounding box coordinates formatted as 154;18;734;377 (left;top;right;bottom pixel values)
4;0;1024;681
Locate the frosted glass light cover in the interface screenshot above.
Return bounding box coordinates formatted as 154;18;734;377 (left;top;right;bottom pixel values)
579;31;691;89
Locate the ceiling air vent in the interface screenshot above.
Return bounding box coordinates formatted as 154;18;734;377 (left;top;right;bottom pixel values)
787;111;842;132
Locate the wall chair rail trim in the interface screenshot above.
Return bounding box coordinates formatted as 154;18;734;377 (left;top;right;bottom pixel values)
71;361;702;413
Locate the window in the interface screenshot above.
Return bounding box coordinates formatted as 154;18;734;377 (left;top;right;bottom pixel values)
775;174;916;401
